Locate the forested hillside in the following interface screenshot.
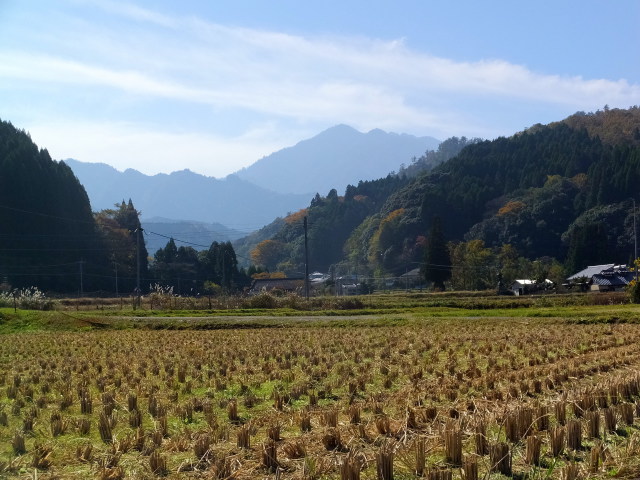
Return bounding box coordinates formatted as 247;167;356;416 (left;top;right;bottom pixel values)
238;136;477;271
0;120;161;293
241;107;640;286
0;120;110;291
0;120;250;295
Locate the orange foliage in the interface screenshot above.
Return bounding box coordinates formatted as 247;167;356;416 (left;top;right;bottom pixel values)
353;195;368;202
497;201;526;216
569;173;588;189
251;239;286;268
284;209;308;224
383;208;405;223
251;272;287;279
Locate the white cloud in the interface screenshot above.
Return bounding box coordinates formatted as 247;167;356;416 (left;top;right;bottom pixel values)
1;1;639;175
26;121;295;178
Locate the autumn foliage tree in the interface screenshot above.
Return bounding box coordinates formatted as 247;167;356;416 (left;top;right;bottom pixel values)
368;209;406;270
251;240;287;271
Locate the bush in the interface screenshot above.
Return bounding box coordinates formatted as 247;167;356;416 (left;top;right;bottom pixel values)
148;284;174;310
333;297;365;310
627;280;640;303
0;287;54;310
248;292;278;309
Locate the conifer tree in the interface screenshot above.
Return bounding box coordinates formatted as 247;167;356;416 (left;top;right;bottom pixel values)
424;216;451;290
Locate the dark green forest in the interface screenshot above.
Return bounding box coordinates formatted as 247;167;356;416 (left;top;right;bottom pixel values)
244;107;640;287
4;107;640;294
0;121;106;292
0;120;248;295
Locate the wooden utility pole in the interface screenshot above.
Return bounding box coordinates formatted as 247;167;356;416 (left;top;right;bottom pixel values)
635;199;638;282
304;216;309;299
135;228;143;308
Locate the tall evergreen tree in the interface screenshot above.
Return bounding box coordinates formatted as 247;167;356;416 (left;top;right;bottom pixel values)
96;200;149;293
565;223;609;274
423;217;451;290
0;119;109;292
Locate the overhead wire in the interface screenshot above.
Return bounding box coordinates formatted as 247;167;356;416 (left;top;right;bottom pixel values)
144;230;254;263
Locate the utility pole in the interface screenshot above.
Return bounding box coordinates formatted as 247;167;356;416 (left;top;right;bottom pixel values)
135;228;143;308
634;199;638;281
304;216;309;299
135;228;141;291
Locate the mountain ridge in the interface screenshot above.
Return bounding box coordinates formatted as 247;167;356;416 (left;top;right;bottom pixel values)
233;124;440;195
67;124;440;232
65;159;310;230
236;107;640;283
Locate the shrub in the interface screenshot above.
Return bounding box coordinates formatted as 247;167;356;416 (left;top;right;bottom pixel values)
0;287;54;310
148;284;174;310
248;292;278;309
628;279;640;303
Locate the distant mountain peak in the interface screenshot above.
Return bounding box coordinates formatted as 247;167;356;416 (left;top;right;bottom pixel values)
234;124;440;195
66;159;310;230
323;124;357;133
67;124;440;231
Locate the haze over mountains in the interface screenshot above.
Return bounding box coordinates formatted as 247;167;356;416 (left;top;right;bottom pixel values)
67;125;441;238
234;125;440;195
64;159;309;232
5;107;640;294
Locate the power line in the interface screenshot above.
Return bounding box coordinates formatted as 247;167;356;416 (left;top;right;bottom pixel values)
145;230;253;262
0;204;96;225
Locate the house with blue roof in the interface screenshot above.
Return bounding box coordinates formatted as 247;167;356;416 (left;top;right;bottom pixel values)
567;264;635;292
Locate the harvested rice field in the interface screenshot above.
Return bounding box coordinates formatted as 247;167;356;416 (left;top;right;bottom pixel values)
2;311;640;479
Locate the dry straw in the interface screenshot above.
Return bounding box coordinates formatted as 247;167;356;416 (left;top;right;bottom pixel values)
474;419;488;455
603;407;617;433
463;456;478;480
414;436;426;477
525;435;542;466
444;420;462;466
376;439;395;480
489;442;511;475
587;410;601;439
567;419;582;450
262;439;278;473
341;451;362;480
149;450;167;476
549;426;566;457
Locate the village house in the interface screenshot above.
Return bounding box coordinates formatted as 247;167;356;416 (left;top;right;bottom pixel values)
510;279;553;296
566;264;635;292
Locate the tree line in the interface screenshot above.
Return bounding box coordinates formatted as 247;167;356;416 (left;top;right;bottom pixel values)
246;107;640;288
0;120;249;295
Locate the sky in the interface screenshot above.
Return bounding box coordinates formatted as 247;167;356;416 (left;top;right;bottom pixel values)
1;0;639;178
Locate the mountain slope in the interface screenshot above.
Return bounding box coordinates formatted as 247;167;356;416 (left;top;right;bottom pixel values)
241;107;640;277
0;120;110;291
142;217;244;256
234;125;440;195
65;160;310;231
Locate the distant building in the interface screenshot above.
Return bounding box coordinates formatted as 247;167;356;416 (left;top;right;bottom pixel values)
309;271;329;284
336;275;361;295
511;279;553;296
566;264;635;292
399;268;423;289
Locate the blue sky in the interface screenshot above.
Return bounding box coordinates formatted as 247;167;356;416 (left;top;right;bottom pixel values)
1;0;639;177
